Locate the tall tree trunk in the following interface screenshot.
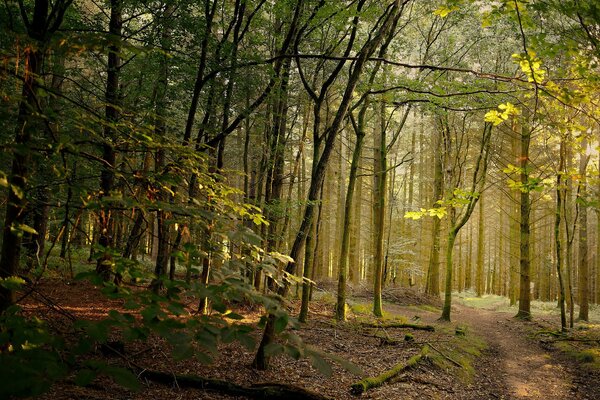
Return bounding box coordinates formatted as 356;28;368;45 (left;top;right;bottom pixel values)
577;138;590;321
516;121;532;320
372;101;387;318
151;4;175;291
555;137;567;331
335;121;365;320
476;194;485;297
96;0;122;281
441;226;457;320
0;0;71;310
349;158;363;284
426;127;443;296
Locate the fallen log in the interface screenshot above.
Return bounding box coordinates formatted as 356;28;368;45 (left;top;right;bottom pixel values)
362;322;435;332
350;345;429;395
139;370;332;400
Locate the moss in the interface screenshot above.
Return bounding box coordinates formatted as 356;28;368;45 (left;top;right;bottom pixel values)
556;341;600;369
428;332;486;383
350;346;429;394
411;304;441;313
349;301;372;315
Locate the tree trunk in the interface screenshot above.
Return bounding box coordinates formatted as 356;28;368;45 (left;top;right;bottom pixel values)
96;0;122;281
426;127;443;296
577;138;590;321
372;101;387;318
476;194;485;297
441;227;457;321
335;124;365;320
555;137;567;331
0;0;72;310
516;122;532;320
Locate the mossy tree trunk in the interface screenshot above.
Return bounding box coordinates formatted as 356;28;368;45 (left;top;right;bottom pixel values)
577;138;590;321
555;136;567;331
516;121;532;320
476;194;485;297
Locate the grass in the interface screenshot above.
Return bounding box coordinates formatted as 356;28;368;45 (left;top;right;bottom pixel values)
453;290;600;324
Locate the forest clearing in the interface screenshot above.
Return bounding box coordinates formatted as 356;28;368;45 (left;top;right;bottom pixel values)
3;0;600;399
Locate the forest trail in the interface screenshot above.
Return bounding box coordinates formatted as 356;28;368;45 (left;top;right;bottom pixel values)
449;304;591;400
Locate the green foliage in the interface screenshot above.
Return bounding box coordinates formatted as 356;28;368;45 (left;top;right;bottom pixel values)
0;306;67;398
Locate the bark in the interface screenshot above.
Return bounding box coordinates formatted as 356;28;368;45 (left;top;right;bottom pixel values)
336;123;365;320
96;0;122;281
441;227;457;321
476;194;485;297
169;226;183;280
577;138;590;321
151;4;175;292
426;127;443;296
0;0;71;311
555;138;567;331
372;101;387;317
516;121;532;320
361;322;435;331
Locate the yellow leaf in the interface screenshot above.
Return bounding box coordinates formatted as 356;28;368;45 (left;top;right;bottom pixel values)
433;6;458;18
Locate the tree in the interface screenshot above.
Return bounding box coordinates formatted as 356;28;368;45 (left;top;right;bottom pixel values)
0;0;72;311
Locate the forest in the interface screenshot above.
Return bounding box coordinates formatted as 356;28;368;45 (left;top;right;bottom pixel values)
2;0;600;399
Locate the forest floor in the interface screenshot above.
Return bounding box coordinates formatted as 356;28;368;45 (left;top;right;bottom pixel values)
19;278;600;399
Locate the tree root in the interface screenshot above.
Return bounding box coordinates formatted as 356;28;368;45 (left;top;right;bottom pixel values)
350;345;429;395
138;369;333;400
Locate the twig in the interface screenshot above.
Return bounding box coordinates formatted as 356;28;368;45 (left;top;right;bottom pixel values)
426;342;462;368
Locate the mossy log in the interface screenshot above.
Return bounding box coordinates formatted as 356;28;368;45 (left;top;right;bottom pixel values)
350;346;429;395
363;322;435;331
139;370;332;400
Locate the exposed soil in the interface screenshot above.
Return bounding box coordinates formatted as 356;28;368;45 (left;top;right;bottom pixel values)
16;280;600;399
441;305;600;400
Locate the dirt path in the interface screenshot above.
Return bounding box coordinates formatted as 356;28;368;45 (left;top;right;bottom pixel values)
449;305;595;400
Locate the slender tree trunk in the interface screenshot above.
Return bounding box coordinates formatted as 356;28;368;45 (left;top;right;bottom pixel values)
577;139;590;321
96;0;122;281
516;122;532;320
372;101;387;318
441;227;457;320
426;127;443;296
556;138;567;331
335;126;365;320
476;194;485;297
349;158;362;284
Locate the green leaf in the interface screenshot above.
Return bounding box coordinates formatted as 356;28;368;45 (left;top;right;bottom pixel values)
308;352;333;377
264;342;284;356
105;366;140;391
74;369;96;386
274;314;288;333
0;276;26;290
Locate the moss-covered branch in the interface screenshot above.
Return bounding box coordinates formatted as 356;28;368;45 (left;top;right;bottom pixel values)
350;345;429;395
362;321;435;331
